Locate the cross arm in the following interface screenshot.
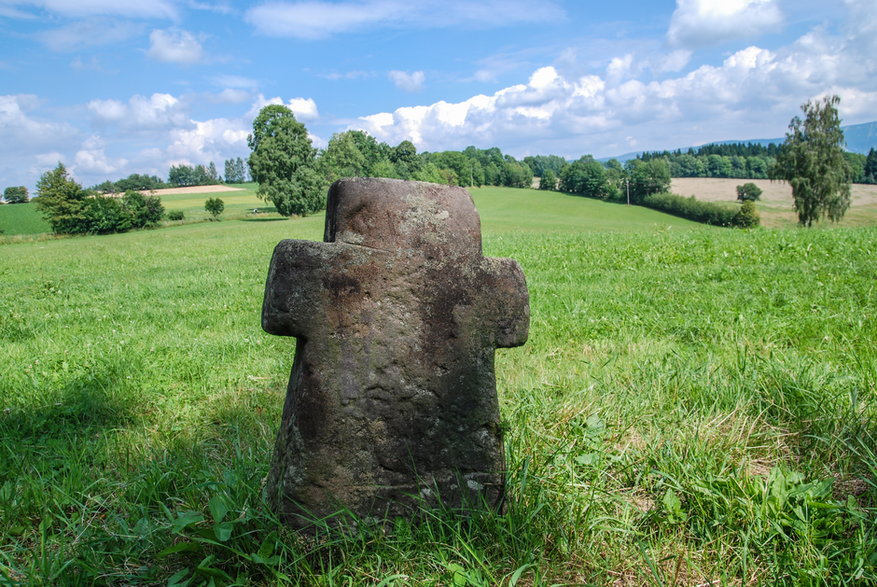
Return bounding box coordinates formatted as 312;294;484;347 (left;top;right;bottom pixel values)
262;239;329;339
480;257;530;348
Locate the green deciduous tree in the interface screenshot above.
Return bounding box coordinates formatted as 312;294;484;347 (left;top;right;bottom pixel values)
321;131;369;182
390;140;421;179
626;158;671;203
248;105;326;216
223;157;248;183
772;95;851;227
3;186;28;204
205;197;224;219
736;182;763;201
207;161;221;183
539;169;557;190
560;156;608;198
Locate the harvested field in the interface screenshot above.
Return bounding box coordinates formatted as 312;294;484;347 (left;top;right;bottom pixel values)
113;185;245;197
671;177;877;227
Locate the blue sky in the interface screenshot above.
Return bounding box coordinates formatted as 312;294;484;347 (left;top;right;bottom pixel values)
1;0;875;189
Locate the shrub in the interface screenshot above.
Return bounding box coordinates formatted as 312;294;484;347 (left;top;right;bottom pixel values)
642;192;739;227
121;191;164;228
166;209;185;221
732;200;760;228
83;196;128;234
205;198;224;219
736;182;763;201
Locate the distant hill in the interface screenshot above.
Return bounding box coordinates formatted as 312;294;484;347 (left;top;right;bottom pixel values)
840;120;877;154
602;120;877;162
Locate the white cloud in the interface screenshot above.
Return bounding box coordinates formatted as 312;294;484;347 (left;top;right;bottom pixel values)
658;50;692;73
74;136;128;175
668;0;783;48
88;93;191;130
245;0;564;39
167;118;249;164
246;94;320;121
3;0;177;19
351;20;877;159
288;97;319;120
147;28;204;64
388;70;425;92
36;19;143;51
0;94;79;152
0;94;81;188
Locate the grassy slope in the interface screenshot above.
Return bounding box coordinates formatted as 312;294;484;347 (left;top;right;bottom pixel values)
0;203;51;236
0;184;266;237
159;183;268;220
1;187;876;584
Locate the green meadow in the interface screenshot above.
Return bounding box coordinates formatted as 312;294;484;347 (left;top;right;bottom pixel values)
0;203;51;236
158;184;270;220
1;187;876;585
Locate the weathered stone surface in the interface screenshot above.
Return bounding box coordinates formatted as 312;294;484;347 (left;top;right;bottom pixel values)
262;177;529;529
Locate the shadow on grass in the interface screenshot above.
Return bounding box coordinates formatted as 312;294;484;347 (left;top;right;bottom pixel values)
240;217;289;223
1;371;138;442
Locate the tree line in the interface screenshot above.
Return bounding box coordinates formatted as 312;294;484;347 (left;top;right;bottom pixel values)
13;95;860;231
636;140;877;184
247;104;534;216
84;158;250;195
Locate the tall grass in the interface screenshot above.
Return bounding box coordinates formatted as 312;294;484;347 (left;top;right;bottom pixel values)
1;188;875;584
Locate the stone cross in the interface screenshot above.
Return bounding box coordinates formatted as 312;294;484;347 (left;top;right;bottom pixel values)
261;177;529;530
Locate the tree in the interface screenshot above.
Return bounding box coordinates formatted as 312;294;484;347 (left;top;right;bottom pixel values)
168;164;196;187
321;131;368;182
864;148;877;184
501;158;532;188
772;95;851;227
205;197;224;219
224;157;248;183
626;158;671;203
539;169;557;190
248;105;326;216
390;140;421;179
3;186;28;204
560;156;608;198
207;161;221;183
34;163;88;234
736;182;762;201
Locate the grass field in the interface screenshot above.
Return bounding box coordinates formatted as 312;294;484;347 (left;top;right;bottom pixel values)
1;186;876;584
5;179;877;238
0;203;51;236
156;183;273;221
0;184;267;239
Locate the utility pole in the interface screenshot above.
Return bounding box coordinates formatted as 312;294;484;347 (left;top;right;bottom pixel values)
625;178;630;206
